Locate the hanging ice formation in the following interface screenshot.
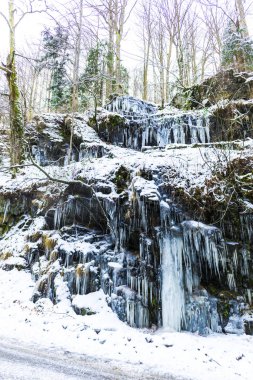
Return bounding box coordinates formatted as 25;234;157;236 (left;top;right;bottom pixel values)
24;172;250;334
104;96;210;149
1;96;253;336
160;200;226;333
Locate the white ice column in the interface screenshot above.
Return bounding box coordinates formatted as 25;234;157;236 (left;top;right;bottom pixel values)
162;230;185;331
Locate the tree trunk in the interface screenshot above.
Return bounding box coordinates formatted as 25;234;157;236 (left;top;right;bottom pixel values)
71;0;83;113
68;0;83;164
165;38;172;103
7;0;24;170
235;0;249;37
143;61;149;101
106;0;114;98
158;34;165;107
115;0;127;94
151;43;157;103
143;31;151;101
28;68;39;121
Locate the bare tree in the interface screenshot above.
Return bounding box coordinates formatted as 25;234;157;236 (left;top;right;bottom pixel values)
136;0;155;100
0;0;49;171
84;0;136;96
68;0;84;163
198;0;252;72
235;0;249;37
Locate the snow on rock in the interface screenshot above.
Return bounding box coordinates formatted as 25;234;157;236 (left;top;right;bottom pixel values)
1;137;253;333
105;95;158;116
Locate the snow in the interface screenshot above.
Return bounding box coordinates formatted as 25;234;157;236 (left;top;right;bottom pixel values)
0;268;252;380
108;262;123;269
0;255;26;269
132;177;160;201
56;238;95;256
245;76;253;83
1;134;252;204
242;200;253;211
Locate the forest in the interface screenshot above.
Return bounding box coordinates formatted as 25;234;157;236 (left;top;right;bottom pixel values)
0;0;252;119
0;0;252;168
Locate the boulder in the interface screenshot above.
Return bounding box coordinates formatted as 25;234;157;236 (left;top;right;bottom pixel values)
172;70;253;109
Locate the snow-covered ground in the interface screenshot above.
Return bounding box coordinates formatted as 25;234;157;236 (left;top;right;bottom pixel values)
0;268;252;380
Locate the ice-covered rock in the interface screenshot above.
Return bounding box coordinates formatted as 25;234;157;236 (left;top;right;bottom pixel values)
1;97;253;335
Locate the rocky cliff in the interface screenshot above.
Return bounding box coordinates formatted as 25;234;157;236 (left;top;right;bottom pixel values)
0;91;253;336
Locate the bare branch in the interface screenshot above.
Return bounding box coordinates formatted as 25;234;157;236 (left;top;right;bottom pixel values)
0;11;11;30
0;65;12;74
15;6;50;29
197;0;237;26
124;0;138;24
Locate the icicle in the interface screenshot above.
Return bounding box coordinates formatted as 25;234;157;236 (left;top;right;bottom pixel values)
182;221;226;278
246;289;252;306
104;97;210;150
126;300;135;327
247;289;252;305
161;231;185;331
138;277;141;296
3;199;10;223
227;273;237;291
232;248;238;269
54;206;62;230
161;199;228;332
75;261;94;295
63;152;69;166
241;249;249;276
240;214;253;242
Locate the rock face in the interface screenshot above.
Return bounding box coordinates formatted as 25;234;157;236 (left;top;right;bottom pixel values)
171;70;253;142
1;95;253;335
26;114;92;165
97;97;253;148
209;100;253;141
172;70;253;109
96;98;210;149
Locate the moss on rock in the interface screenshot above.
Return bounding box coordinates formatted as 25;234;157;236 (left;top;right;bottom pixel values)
112;165;131;194
172;70;253;110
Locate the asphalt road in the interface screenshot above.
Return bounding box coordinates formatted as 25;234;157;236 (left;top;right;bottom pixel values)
0;338;185;380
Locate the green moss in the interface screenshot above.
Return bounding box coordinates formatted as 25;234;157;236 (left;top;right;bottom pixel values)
88;113;125;133
0;212;16;237
80;307;96;316
0;251;12;260
151;297;158;308
218;302;231;320
7;59;24;167
112;165;131;194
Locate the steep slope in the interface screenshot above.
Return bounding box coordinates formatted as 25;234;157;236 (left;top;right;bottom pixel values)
0;95;253;336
